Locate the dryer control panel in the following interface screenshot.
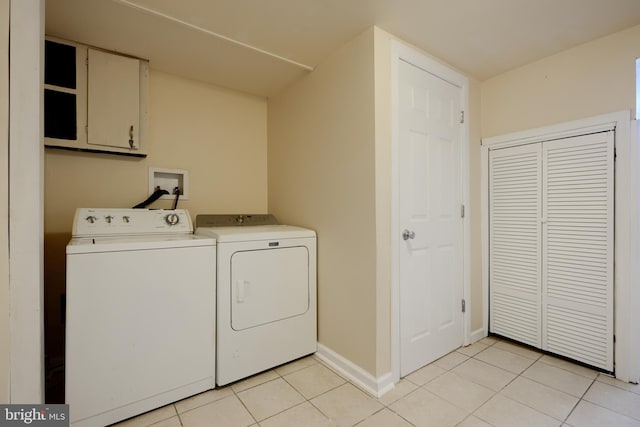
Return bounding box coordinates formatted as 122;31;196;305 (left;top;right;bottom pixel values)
72;208;193;237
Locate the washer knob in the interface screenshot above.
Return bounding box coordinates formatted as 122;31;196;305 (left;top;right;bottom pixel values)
165;213;180;226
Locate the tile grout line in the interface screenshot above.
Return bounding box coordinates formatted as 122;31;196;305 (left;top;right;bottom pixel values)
234;359;350;426
173;403;184;427
278;365;347;402
305;395;331;424
374;385;420;427
255;400;310;426
302;380;389;426
395;355;478;426
456;341;567;425
561;375;598;426
460;346;532;426
245;369;333;425
174;358;325;425
566;377;640;425
384;341;499;425
231;378;263;426
294;359;415;426
369;405;417;427
470;349;582;425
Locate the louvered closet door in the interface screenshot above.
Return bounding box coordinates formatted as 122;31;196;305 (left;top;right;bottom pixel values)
489;143;542;347
542;131;614;371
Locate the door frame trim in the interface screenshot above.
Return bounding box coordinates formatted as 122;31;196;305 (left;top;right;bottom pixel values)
9;0;45;402
481;111;639;382
390;40;470;383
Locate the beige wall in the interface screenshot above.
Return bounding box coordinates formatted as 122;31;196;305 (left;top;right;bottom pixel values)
482;24;640;138
268;28;379;375
268;26;483;379
44;69;268;370
45;69;267;232
0;0;9;404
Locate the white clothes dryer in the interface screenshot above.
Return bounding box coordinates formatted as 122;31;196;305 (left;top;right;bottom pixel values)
195;215;317;386
66;209;216;427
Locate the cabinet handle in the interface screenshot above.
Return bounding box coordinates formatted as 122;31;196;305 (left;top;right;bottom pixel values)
129;125;135;149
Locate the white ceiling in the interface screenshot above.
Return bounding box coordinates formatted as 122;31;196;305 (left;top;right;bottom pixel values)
45;0;640;97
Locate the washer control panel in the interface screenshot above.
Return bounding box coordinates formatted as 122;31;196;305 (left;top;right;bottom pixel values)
72;208;193;237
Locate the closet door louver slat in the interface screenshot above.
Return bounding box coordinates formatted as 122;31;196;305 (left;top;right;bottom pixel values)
542;132;614;371
489;144;542;348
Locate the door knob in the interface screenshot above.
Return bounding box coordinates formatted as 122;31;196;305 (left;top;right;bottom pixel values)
402;229;416;240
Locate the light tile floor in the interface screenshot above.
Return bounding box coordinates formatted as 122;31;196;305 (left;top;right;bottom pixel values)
113;336;640;427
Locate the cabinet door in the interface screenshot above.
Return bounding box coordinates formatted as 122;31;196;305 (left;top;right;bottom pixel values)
87;48;140;151
489;143;542;347
542;131;614;371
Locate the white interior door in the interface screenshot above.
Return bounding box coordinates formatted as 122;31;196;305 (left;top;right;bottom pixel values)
398;59;464;376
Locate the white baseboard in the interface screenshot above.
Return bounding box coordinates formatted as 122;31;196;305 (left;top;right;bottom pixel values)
315;343;394;398
470;328;487;344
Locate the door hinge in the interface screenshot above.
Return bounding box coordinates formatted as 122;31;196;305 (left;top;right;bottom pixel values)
460;204;465;218
461;299;466;313
460;110;465;124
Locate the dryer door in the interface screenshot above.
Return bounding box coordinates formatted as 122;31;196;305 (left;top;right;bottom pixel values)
231;246;310;330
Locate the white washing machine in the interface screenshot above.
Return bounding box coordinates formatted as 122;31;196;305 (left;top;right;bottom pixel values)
66;208;216;427
195;215;317;386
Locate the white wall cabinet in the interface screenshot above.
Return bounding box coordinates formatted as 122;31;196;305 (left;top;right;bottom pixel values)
44;37;148;157
489;131;614;372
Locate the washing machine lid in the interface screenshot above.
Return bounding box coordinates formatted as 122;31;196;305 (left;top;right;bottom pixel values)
67;234;215;254
195;225;315;243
